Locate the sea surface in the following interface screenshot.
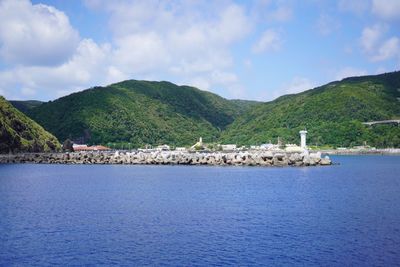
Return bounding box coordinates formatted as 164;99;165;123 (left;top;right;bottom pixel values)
0;155;399;266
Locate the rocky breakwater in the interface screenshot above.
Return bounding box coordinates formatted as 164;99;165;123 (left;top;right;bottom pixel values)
0;151;332;166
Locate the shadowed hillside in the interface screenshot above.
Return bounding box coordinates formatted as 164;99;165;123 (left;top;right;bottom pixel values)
10;100;43;114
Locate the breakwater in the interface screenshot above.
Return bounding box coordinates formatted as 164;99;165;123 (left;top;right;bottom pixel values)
0;151;331;166
321;148;400;155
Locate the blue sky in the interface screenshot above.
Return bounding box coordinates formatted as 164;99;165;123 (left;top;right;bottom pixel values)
0;0;399;101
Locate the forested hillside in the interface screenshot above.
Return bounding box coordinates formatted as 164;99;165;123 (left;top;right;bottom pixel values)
221;71;400;147
0;96;60;153
27;80;257;147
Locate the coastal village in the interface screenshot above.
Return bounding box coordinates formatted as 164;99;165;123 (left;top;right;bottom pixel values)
72;130;310;153
1;130;334;166
69;129;399;155
3;129;399;166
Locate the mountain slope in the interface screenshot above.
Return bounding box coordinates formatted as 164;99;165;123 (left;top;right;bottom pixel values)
10;100;43;115
221;71;400;147
27;80;248;147
0;96;60;153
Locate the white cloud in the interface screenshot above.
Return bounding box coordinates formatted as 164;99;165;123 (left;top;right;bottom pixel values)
185;70;245;98
282;77;315;95
251;0;293;23
252;29;282;53
0;38;112;99
0;0;79;66
21;87;36;97
244;59;253;68
0;0;255;100
91;0;251;97
360;24;387;52
372;37;400;61
269;6;293;22
360;24;400;62
372;0;400;20
112;32;170;74
316;14;340;36
266;76;316;101
338;0;369;15
335;67;368;80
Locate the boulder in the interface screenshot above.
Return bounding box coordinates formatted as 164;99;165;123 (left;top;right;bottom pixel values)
320;156;332;165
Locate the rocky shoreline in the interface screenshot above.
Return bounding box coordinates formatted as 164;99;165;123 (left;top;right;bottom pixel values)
0;151;332;167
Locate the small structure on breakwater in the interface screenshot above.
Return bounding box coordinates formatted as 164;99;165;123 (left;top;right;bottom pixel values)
299;130;308;149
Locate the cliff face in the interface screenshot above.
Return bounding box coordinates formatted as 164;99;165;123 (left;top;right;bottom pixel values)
0;96;60;153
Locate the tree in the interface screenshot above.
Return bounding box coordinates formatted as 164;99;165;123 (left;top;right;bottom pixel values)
62;139;74;152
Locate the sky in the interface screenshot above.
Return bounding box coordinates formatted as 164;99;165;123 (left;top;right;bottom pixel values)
0;0;399;101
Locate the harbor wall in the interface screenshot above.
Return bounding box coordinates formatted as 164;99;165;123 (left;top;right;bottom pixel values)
0;151;332;167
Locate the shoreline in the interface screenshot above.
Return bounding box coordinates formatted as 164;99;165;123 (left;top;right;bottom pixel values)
319;148;400;155
0;151;332;167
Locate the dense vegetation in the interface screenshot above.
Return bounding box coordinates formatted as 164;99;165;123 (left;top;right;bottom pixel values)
221;71;400;148
0;96;60;153
10;100;43;114
27;80;258;148
10;71;400;149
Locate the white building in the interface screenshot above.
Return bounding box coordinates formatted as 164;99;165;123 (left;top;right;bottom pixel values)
156;144;170;151
221;144;237;151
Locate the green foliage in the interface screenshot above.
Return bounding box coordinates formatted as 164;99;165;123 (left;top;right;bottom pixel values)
62;139;74;152
0;96;60;153
221;71;400;148
9;100;43;115
27;80;248;148
12;71;400;150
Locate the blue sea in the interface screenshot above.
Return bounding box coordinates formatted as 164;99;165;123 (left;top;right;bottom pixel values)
0;156;399;266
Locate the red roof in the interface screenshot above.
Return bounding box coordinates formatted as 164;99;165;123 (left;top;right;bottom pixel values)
74;145;110;151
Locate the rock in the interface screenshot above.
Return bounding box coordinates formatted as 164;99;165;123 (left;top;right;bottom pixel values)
0;150;333;167
320;155;332;165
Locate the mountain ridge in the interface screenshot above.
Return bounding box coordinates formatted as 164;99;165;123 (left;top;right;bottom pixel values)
221;71;400;147
24;80;259;147
9;71;400;149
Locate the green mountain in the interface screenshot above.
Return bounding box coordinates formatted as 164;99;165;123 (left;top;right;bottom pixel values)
27;80;255;147
0;96;60;153
10;100;43;115
13;72;400;149
221;71;400;148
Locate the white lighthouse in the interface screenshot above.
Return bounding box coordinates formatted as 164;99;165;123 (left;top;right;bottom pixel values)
299;130;308;149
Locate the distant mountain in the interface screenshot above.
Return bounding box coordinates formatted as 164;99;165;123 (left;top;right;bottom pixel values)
221;71;400;147
26;80;252;147
10;100;43;114
0;96;60;153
